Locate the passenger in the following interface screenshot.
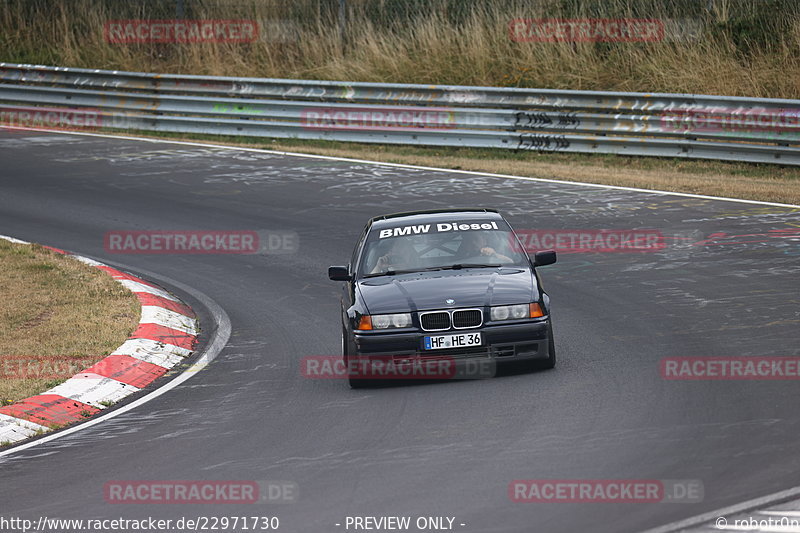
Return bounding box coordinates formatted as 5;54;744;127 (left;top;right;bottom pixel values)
371;239;419;273
458;232;513;263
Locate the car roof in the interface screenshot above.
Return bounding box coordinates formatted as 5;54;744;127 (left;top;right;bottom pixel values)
367;208;503;230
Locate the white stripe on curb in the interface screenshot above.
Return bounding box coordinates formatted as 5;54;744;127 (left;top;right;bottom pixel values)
46;373;140;408
70;255;105;267
0;235;30;244
111;338;190;368
0;414;50;444
140;305;198;334
118;279;180;301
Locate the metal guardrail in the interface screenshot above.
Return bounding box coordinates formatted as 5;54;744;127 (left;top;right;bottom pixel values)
1;62;800;165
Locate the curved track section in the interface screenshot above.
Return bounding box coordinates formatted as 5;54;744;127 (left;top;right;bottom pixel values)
0;131;798;532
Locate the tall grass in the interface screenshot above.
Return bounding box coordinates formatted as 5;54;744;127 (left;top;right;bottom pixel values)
1;0;798;97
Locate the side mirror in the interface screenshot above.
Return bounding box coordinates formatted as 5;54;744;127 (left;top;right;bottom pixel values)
533;250;557;267
328;265;352;281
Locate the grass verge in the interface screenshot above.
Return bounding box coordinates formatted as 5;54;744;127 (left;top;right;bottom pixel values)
0;240;139;405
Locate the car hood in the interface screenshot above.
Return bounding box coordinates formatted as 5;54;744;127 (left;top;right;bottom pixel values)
357;268;535;314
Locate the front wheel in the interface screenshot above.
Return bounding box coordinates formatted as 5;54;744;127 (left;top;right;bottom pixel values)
540;320;556;369
527;320;556;371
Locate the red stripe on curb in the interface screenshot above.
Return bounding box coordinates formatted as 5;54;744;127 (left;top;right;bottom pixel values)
96;266;162;289
134;292;195;317
132;323;197;351
0;394;100;428
42;245;67;255
86;354;169;387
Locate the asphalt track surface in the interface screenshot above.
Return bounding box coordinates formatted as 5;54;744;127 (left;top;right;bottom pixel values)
0;130;799;533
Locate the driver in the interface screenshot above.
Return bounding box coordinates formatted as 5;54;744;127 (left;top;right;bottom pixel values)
458;232;513;263
370;238;419;273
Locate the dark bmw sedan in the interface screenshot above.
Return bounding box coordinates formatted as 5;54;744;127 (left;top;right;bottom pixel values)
328;208;557;387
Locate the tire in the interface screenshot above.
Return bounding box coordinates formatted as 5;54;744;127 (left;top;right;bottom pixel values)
540;320;556;369
526;320;556;371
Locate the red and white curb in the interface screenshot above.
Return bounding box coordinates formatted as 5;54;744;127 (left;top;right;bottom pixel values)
0;236;199;445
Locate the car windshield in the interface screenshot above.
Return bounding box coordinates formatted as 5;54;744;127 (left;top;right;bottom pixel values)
359;219;528;277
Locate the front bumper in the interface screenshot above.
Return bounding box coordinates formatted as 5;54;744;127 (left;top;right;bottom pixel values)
351;319;550;379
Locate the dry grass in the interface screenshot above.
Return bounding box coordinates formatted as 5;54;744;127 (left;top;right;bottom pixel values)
1;0;799;98
0;240;139;405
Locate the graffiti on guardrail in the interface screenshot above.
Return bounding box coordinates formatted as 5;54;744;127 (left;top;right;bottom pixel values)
358;91;438;104
513;111;580;129
516;134;570;152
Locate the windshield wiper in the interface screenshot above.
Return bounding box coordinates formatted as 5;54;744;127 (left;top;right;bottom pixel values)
443;263;502;270
362;264;502;278
363;268;428;278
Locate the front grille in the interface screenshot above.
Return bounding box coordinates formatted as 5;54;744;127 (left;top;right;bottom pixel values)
420;311;451;331
453;309;482;329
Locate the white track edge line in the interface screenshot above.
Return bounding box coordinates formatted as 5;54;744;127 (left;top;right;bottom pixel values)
5;126;800;209
641;487;800;532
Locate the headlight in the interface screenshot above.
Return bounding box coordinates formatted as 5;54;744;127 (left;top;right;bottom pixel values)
490;303;544;321
359;313;413;330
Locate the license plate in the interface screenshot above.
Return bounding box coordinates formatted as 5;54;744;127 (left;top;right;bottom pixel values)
424;332;482;350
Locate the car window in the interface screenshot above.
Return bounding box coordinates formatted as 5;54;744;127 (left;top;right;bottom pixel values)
359;219;528;276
